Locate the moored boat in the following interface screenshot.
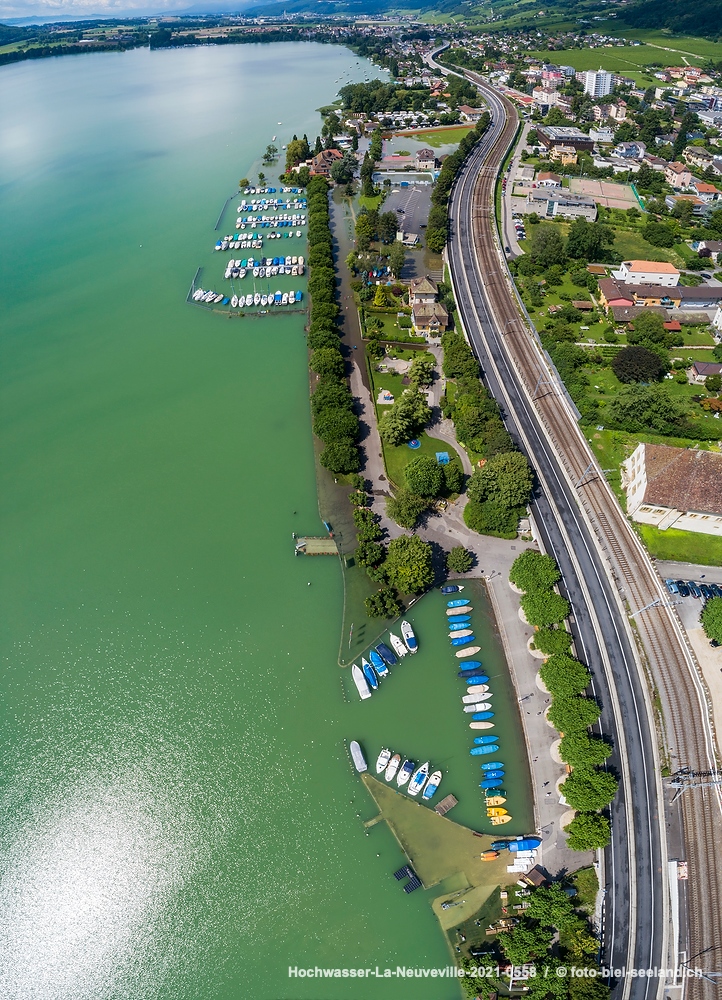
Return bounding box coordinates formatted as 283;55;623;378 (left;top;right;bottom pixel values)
448;615;471;624
481;778;504;790
441;585;464;594
385;752;401;781
349;740;367;772
463;702;492;713
376;748;392;774
472;711;495;721
389;633;407;659
448;622;471;632
487;807;507;817
481;761;504;770
508;838;541;852
401;620;417;653
369;649;385;671
463;691;488;703
466;685;489;696
451;633;475;646
470;722;495;731
366;654;387;679
408;762;429;797
475;736;498;746
362;659;379;691
490;815;512;825
351;664;371;700
230;295;238;308
376;642;397;666
481;769;505;779
470;743;499;754
458;661;483;671
485;796;506;806
463;675;487;685
446;606;472;616
456;646;481;658
422;770;442;801
480;850;499;861
397;759;414;787
447;599;468;608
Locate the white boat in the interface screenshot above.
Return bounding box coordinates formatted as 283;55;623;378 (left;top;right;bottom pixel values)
288;290;295;303
449;628;473;639
292;256;298;265
422;770;442;801
456;646;481;658
463;702;491;713
376;748;392;774
384;753;401;781
446;606;472;616
239;269;246;279
470;721;495;730
213;294;223;303
261;294;268;306
281;293;289;305
245;294;253;307
350;740;367;772
230;295;238;308
397;759;414;787
401;620;417;653
463;691;489;703
408;762;430;797
253;292;261;306
193;289;204;300
466;684;489;696
351;664;371;701
389;633;408;659
298;256;305;266
253;267;259;278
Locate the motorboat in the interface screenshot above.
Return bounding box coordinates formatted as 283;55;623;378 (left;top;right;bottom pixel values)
422;770;442;801
448;615;471;624
463;675;487;685
351;664;371;701
408;762;429;797
274;291;282;304
472;711;495;721
245;294;253;307
446;606;472;616
466;685;489;696
458;668;487;679
401;620;417;653
490;815;512;825
474;736;497;746
481;769;505;779
214;294;224;303
261;294;268;307
481;761;504;770
449;622;471;632
480;850;499;861
376;643;397;666
350;740;367;772
389;633;407;659
441;585;464;594
456;646;481;658
458;661;483;672
295;290;303;302
463;691;487;703
397;760;415;787
253;292;261;306
288;290;295;303
471;744;498;754
451;633;474;645
485;796;506;807
366;653;387;679
376;748;392;774
463;702;492;713
385;753;401;782
481;780;504;791
281;293;289;305
487;808;507;818
447;599;468;608
470;721;495;730
508;838;541;852
362;659;379;691
369;649;385;671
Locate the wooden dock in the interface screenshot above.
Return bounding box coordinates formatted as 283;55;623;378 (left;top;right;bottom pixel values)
434;794;458;816
294;535;337;556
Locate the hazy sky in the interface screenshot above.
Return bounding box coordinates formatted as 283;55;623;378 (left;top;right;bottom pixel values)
0;0;192;19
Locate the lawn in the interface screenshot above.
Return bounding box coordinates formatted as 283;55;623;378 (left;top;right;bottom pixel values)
637;525;722;567
527;40;711;74
604;28;722;62
612;229;685;268
406;126;472;147
358;193;385;212
569;866;599;915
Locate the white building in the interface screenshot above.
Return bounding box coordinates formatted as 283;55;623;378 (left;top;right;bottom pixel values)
621;444;722;537
611;260;680;287
584;69;614;98
713;305;722;333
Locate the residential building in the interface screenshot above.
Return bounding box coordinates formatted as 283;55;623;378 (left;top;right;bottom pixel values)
411;301;449;336
642;153;668;172
584;68;614;98
409;275;439;306
665;161;693;189
309;148;343;177
597;278;635;309
688;360;722;383
684;146;714;170
608;101;628;122
414;148;436;171
695;239;722;262
690;179;721;202
589;127;614;144
537;125;594;152
524;189;597;221
664;194;713;218
549;145;579;166
621;444;722;537
457;105;484;122
713;305;722;332
612;260;680;287
535;171;562;187
612;140;646;160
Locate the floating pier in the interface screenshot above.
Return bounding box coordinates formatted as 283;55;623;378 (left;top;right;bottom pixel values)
293;533;337;556
434;794;458;817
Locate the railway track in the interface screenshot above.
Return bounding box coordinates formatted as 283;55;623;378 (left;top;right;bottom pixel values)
449;73;722;995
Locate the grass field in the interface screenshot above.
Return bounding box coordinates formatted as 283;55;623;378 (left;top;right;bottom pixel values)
605;28;722;62
612;229;686;268
406;126;472;147
638;524;722;566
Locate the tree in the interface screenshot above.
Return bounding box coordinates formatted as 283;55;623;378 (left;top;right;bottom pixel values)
389;241;406;278
533;627;573;656
467;451;533;509
404;455;444;497
565;810;611;850
706;374;722;393
561;767;619;811
355;212;376;251
560;732;613;768
262;143;278;163
365;586;401;618
378;211;399;244
285;136;310;172
239;177;249;188
310;347;345;381
408;355;435;388
568;973;611;1000
611;345;666;383
540;654;591;697
313;407;359;443
257;171;266;186
701;596;722;643
606;385;689;435
642;221;676;247
509;549;561;593
443;462;463;494
497;919;554;965
386;489;430;530
547;695;601;733
330;152;357;186
446;546;473;574
345;251;358;274
378;387;432;446
355;540;386;567
566;218;614;261
464;499;520;538
521;591;571;628
530;226;567;270
319;440;360;474
384;534;434;594
526;883;577;931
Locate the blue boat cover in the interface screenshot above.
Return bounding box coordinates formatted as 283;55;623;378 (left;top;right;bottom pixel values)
480;761;504;769
464;676;486;685
472;711;494;720
448;615;471;624
369;650;384;669
447;599;468;607
470;745;499;755
451;635;475;646
480;778;503;789
482;770;505;779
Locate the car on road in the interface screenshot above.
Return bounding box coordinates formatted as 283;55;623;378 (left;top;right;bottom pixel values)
665;579;679;594
701;272;712;279
504;246;511;253
676;580;690;597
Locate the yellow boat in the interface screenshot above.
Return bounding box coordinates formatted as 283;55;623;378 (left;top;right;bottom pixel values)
486;807;507;817
490;814;512;825
485;795;507;806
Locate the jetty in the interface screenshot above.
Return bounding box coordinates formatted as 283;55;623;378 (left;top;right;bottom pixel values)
293;533;337;556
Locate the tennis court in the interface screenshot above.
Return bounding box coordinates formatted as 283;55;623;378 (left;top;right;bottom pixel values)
569;178;638;210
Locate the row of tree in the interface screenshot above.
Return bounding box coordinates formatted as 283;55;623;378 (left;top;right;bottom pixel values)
306;176;361;475
425;111;492;253
510;550;617;850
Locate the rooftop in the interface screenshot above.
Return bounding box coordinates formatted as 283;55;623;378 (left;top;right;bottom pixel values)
622;260;680;274
639;444;722;517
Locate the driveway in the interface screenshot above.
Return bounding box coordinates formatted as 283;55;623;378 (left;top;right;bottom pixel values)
384;185;431;239
501;121;530;259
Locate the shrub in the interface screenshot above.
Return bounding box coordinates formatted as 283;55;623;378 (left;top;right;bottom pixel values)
467;451;533;509
442;462;463;494
533;627;573;656
564;811;611;851
701;597;722;643
540;654;591;697
521;591;571;628
509;550;561;593
561;767;619;811
463;499;520;539
446;546;473;574
559;732;613;768
313;407;360;443
547;695;601;734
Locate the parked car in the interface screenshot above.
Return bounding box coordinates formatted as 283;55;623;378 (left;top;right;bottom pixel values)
665;579;679;594
505;246;511;253
676;580;690;597
710;583;722;599
687;581;702;598
700;584;712;601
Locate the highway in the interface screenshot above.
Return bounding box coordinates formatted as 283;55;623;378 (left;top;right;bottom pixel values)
426;48;722;997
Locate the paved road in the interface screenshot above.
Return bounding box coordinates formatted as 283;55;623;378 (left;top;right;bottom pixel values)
431;59;665;999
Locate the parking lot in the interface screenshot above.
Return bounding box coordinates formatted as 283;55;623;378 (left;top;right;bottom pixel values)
383;185;432;240
658;564;722;638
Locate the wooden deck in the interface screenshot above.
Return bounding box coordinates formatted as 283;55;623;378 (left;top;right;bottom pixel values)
294;535;338;556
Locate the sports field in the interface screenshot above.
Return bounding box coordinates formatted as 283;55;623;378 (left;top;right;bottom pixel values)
569;178;638;210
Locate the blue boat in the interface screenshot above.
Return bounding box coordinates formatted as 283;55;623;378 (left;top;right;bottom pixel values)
481;761;504;770
458;662;483;672
509;839;542;853
295;291;302;302
470;745;499;756
485;789;506;799
448;615;471;624
480;778;503;789
365;654;387;680
449;622;471;632
482;769;505;779
458;670;487;680
441;585;463;594
447;599;468;608
369;649;385;671
472;711;494;721
451;635;475;646
362;660;378;691
475;737;498;746
376;643;397;666
464;676;487;685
